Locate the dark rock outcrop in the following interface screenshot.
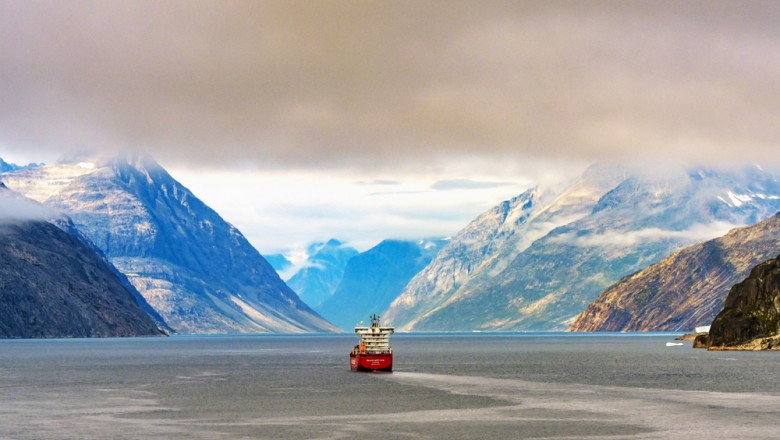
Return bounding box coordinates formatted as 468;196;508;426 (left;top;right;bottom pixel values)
692;333;709;348
707;254;780;350
0;220;166;338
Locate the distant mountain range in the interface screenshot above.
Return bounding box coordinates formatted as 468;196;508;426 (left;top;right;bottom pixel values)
570;211;780;332
5;152;779;336
285;239;358;308
0;185;164;338
384;164;780;331
0;158;40;173
315;238;447;330
2;153;336;334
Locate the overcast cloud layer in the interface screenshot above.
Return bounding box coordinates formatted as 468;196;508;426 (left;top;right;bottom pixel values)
2;0;779;171
2;1;779;255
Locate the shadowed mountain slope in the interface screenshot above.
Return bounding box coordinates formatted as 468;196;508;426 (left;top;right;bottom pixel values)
0;184;164;338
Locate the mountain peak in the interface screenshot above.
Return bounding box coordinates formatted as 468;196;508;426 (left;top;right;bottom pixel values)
54;150;161;172
385;164;780;332
2;153;336;333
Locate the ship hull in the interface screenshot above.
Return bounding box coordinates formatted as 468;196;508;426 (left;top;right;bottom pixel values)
350;353;393;372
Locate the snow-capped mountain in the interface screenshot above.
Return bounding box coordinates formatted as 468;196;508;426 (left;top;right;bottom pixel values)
285;239;358;308
384;164;780;331
2;153;336;333
316;238;447;330
383;163;628;329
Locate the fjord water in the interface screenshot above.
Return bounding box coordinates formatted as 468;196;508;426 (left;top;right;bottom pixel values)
1;334;777;439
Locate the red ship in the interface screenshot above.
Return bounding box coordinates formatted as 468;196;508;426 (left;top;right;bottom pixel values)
350;314;394;372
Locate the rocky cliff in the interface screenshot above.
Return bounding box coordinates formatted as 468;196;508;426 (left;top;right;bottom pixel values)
2;153;336;333
570;211;780;332
0;217;165;338
706;254;780;350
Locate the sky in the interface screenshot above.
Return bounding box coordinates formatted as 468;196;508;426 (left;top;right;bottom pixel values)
1;0;779;256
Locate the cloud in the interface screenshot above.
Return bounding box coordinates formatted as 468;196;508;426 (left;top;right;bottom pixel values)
1;0;779;171
0;191;51;222
170;167;530;253
3;1;779;255
431;179;513;191
550;221;739;248
360;180;401;186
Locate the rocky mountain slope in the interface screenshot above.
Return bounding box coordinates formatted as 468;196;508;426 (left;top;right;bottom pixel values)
707;253;780;350
285;239;358;308
383;164;628;329
570;211;780;332
2;153;336;333
384;165;780;331
0;187;164;338
316;238;446;330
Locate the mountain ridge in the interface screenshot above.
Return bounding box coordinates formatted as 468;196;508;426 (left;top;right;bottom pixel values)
384;164;780;331
316;238;446;330
570;211;780;332
285;239;358;309
2;153;336;333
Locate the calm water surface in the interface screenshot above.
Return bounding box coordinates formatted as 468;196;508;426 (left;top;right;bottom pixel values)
0;333;777;439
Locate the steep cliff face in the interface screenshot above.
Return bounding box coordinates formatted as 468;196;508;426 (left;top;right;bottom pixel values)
570;212;780;332
2;154;336;333
707;254;780;350
0;219;165;338
385;165;780;331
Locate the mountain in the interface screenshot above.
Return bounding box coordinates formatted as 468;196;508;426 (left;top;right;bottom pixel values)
1;153;336;333
384;164;780;331
383;163;628;330
264;253;293;273
570;211;780;332
0;186;164;338
707;253;780;350
0;158;41;173
285;239;358;308
316;238;447;330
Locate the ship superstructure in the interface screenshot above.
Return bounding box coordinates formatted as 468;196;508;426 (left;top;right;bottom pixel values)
350;314;394;372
